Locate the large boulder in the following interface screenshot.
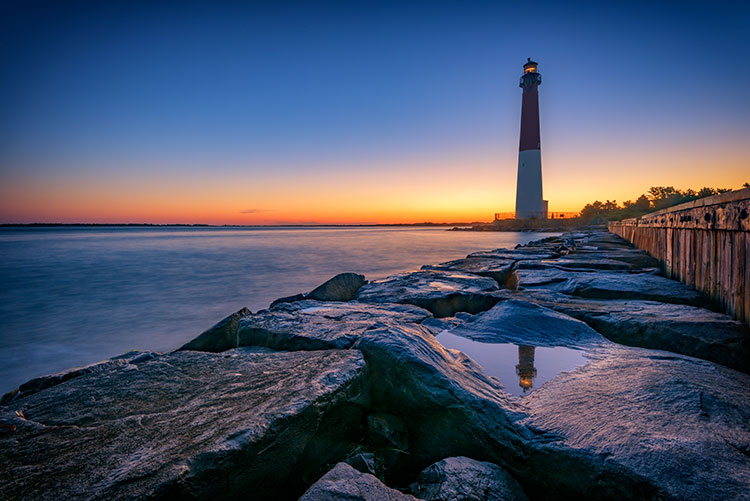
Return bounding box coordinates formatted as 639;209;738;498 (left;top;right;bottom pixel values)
181;300;431;352
1;350;158;404
349;323;529;483
300;462;417;501
426;291;750;499
179;306;251;352
308;273;367;301
422;258;518;288
468;249;559;261
0;349;368;500
521;347;750;501
520;269;709;307
516;267;583;287
179;306;750;500
499;290;750;373
348;324;664;499
411;456;528;501
269;273;367;308
575;232;634;249
448;300;605;348
544;256;638;271
565;248;661;269
356;270;500;318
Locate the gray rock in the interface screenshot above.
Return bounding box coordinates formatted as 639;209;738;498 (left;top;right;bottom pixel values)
566;248;661;268
448;300;605;348
356;270;500;318
515;267;582;287
269;273;367;308
521;347;750;501
411;456;528;501
574;232;634;249
544;256;638;271
308;272;367;301
468;249;559;261
495;290;750;372
1;350;158;404
420;316;465;334
207;309;747;499
0;349;368;500
270;293;306;308
561;272;710;306
179;306;251;352
422;258;518;287
578;301;750;373
181;300;431;352
300;462;417;501
348;323;528;484
516;268;709;306
348;324;660;499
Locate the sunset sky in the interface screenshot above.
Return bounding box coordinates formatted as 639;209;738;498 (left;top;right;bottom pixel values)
1;1;748;224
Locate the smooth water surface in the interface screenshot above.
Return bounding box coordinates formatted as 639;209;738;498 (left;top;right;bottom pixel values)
0;226;558;391
436;331;589;397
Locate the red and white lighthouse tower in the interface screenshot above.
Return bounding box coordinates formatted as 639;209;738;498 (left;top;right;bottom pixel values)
515;58;548;219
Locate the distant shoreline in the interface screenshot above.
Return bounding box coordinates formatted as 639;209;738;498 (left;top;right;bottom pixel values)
0;222;481;228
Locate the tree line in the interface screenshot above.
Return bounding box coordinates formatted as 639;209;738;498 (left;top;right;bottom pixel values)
579;183;750;222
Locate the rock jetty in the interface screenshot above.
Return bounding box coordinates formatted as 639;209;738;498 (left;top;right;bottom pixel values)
1;231;748;500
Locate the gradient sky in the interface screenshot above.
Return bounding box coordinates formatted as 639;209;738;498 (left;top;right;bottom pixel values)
1;0;748;224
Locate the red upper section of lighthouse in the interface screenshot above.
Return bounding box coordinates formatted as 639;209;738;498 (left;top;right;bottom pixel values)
519;59;541;152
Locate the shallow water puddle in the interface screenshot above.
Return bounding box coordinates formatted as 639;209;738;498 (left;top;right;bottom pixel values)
436;331;589;397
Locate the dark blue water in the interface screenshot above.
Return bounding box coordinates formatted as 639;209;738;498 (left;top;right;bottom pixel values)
0;226;558;392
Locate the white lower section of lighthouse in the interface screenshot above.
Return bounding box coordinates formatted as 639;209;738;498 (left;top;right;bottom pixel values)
515;149;548;219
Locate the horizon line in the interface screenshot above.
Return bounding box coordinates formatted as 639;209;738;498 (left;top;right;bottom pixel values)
0;222;489;228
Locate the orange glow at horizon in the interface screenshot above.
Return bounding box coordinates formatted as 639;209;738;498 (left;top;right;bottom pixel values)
2;142;747;225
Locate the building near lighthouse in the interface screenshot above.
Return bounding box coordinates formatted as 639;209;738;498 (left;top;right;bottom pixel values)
515;58;548;219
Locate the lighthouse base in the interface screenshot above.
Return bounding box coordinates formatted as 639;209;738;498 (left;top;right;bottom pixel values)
515;149;547;219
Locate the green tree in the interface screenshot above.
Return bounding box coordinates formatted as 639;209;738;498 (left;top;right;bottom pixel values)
634;194;651;211
580;185;735;222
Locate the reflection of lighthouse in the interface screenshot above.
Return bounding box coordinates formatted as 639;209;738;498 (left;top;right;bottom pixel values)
515;345;537;393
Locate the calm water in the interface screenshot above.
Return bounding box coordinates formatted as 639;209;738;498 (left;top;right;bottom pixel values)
0;226;558;392
436;331;589;397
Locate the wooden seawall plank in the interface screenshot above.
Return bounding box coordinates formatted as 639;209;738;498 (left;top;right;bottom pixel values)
609;188;750;325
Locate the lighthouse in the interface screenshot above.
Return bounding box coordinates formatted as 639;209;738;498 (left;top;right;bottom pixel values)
515;58;548;219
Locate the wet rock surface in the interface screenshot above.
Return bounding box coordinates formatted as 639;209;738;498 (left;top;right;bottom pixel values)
4;229;749;501
308;272;368;301
181;299;431;352
0;349;368;500
179;306;252;352
300;462;417;501
521;347;750;501
356;270;500;317
422;257;518;287
448;299;605;348
1;350;159;404
411;456;529;501
517;268;708;306
493;289;750;372
269;272;367;307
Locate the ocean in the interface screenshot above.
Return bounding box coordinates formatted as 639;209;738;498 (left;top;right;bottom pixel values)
0;226;558;392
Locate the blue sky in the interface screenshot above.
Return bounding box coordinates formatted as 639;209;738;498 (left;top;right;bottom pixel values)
1;0;748;223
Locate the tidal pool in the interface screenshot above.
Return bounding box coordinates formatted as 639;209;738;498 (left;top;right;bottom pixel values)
435;331;590;397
